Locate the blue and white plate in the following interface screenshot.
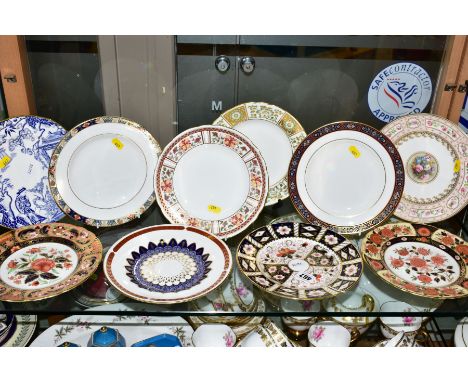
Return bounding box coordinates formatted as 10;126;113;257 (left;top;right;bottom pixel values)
0;116;66;228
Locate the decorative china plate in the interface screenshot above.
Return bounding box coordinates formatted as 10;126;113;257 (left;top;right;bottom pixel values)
454;317;468;347
0;303;37;347
0;223;102;302
237;222;363;300
0;116;66;228
49;116;161;227
104;225;232;304
288;121;404;234
361;222;468;299
381;114;468;223
155;126;268;239
30;302;194;346
214;102;306;205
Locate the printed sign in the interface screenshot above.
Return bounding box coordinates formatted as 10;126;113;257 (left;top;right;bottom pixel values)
368;62;432;123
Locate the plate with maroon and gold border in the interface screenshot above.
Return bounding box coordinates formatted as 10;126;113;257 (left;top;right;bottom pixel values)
361;222;468;299
236;222;363;300
0;223;102;302
155;126;268;239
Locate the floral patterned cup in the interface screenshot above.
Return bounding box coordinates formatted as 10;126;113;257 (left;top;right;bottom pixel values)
379;301;422;340
280;299;320;340
307;321;351;347
192;324;236;347
238;320;293;347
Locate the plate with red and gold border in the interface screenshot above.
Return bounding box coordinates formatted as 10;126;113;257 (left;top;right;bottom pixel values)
155;126;268;239
381;113;468;223
0;223;102;302
361;222;468;299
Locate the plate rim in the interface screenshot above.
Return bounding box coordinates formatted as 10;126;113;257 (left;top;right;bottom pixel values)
381;113;468;224
213;102;306;206
236;222;363;301
103;224;233;304
288;120;405;235
361;222;468;300
154;125;268;239
48;116;162;227
0;114;66;229
0;222;103;302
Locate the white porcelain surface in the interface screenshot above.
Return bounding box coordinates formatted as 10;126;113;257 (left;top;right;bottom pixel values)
308;320;351;347
380;301;422;339
54;120;160;222
296;130;396;228
30;303;194;347
454;317;468;347
192;324;236;347
237;321;293;347
280;299;320;332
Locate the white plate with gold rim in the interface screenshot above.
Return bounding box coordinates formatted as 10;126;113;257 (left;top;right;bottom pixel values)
49;116;161;227
288;121;404;235
155;126;268;239
214;102;306;205
381;113;468;223
454;317;468;347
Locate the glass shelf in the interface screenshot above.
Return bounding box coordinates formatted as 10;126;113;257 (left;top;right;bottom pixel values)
1;199;467;319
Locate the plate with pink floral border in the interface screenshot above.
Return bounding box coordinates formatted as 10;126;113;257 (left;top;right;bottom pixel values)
155;125;268;239
381;114;468;223
361;222;468;299
237;222;363;300
0;223;102;302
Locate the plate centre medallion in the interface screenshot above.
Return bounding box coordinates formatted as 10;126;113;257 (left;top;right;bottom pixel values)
406;151;439;184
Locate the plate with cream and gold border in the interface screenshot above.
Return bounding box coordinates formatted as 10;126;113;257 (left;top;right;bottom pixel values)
381;113;468;223
0;223;102;302
155;126;268;239
214;102;306;206
362;222;468;299
49;116;161;227
237;222;363;300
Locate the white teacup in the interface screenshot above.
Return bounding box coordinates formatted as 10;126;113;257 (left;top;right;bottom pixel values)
379;301;422;339
308;320;351;347
280;299;320;338
192;324;236;347
238;320;293;347
375;331;419;347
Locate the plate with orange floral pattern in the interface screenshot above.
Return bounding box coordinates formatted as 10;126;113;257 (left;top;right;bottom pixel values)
361;222;468;299
0;223;102;302
155;126;268;239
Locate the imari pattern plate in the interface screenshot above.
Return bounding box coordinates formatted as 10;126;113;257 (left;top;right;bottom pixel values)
0;116;66;229
155;126;268;239
214;102;306;206
0;223;102;302
362;222;468;299
30;303;194;347
104;225;232;304
288;121;404;235
49;116;161;227
381;113;468;223
237;223;363;300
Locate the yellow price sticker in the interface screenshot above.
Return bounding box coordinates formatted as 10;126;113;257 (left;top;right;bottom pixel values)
112;138;124;150
208;204;222;214
454;159;461;173
0;155;11;169
349;146;360;158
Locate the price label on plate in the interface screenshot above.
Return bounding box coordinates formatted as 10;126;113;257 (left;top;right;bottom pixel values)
112;138;124;150
0;155;11;169
207;205;222;214
349;146;361;158
454;159;461;173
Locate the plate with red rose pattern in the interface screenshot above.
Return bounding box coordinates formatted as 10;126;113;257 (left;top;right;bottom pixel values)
155;126;268;239
237;222;363;300
361;222;468;299
0;223;102;302
381;114;468;224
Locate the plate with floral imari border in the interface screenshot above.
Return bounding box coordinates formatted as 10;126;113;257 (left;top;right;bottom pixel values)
104;225;232;304
155;126;268;239
288;121;404;235
361;222;468;299
0;223;102;302
30;302;194;346
213;102;306;206
49;116;161;227
381;113;468;224
236;223;363;300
